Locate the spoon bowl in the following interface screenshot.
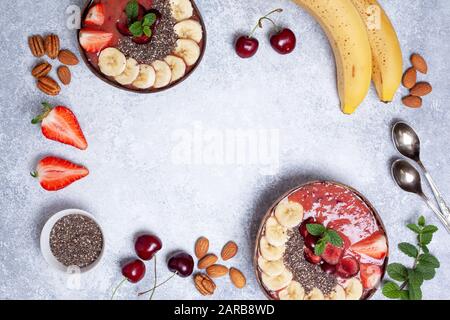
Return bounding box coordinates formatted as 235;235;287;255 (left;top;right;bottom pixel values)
391;159;424;195
392;122;421;162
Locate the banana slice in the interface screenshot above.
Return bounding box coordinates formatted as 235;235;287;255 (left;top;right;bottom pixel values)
114;58;140;85
274;200;304;228
259;236;285;261
257;256;285;277
261;269;293;292
173;39;200;66
132;64;156;89
304;287;325;300
164;55;186;83
265;217;288;247
98;48;127;77
279;281;305;300
344;278;363;300
174;19;203;43
151;60;172;88
326;285;346;300
170;0;193;22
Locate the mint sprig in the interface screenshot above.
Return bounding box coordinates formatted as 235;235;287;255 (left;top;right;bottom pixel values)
126;0;139;21
306;224;343;256
128;12;157;37
382;216;440;300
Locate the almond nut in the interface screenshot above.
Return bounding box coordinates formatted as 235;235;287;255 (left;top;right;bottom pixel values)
221;241;238;261
194;273;216;296
58;49;79;66
402;95;422;108
37;76;61;96
206;264;228;278
32;62;52;78
198;253;218;269
410;82;432;97
229;267;246;289
195;237;209;259
411;53;428;74
402;67;417;89
45;34;60;59
28;35;46;57
57;66;71;85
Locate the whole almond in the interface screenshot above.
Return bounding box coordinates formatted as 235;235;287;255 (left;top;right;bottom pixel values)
195;237;209;259
221;241;238;261
57;66;71;85
229;267;246;289
411;53;428;74
58;49;79;65
32;62;52;78
410;82;432;97
37;76;61;96
206;264;228;278
45;34;60;59
402;95;422;108
198;254;218;269
402;67;417;89
194;273;216;296
28;35;45;57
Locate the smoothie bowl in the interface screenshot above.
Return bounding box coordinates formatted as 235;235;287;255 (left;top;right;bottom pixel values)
254;181;389;300
78;0;206;93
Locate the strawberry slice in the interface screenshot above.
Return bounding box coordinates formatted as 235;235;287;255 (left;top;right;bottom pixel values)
336;256;360;278
32;157;89;191
84;3;105;26
79;29;113;53
320;243;343;265
350;231;387;259
32;102;88;150
360;264;382;289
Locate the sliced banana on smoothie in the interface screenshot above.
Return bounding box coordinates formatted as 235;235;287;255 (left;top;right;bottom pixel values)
265;217;288;247
304;287;325;300
98;47;127;77
170;0;193;22
173;39;200;66
278;281;305;300
344;277;364;300
114;58;140;85
259;236;285;261
257;256;285;277
261;269;293;292
151;60;172;88
326;285;346;300
274;200;304;228
164;55;186;83
174;19;203;43
132;64;156;89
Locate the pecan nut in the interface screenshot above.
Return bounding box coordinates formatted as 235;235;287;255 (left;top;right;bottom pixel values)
58;49;79;66
194;273;216;296
44;34;60;59
32;62;52;78
28;35;45;57
57;66;71;85
37;76;61;96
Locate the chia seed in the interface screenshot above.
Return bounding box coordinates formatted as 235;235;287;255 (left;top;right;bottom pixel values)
50;214;103;268
118;0;178;64
283;231;337;295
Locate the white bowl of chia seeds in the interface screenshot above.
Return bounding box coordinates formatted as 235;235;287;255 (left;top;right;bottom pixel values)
40;209;105;274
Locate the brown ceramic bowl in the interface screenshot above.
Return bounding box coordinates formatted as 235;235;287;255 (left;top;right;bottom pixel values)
253;180;389;300
77;0;207;93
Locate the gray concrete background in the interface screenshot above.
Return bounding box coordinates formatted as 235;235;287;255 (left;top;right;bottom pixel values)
0;0;449;300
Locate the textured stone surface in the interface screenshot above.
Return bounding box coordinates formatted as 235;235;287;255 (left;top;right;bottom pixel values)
1;0;450;300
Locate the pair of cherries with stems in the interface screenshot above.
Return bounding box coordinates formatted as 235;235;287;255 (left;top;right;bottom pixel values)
111;234;194;299
235;8;297;58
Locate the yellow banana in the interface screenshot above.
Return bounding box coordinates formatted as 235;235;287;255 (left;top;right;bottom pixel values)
350;0;403;102
292;0;372;114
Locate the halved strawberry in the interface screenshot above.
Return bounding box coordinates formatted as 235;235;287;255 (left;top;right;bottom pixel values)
336;256;360;278
321;243;343;265
84;3;105;26
350;231;387;259
32;157;89;191
360;264;382;289
79;29;113;53
32;102;88;150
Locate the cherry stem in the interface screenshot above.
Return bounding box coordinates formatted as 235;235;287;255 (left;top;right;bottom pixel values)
111;277;127;300
249;8;283;37
138;272;177;296
149;256;157;300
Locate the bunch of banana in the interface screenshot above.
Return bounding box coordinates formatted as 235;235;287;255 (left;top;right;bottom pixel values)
292;0;402;114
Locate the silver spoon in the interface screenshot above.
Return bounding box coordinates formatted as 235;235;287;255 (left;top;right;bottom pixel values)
392;121;450;219
391;159;450;233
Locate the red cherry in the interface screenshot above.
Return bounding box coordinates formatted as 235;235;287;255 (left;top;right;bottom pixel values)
320;243;343;265
135;234;162;260
336;256;360;279
299;217;315;238
122;259;146;283
270;28;296;54
167;252;194;277
304;247;321;264
132;35;151;44
321;262;337;275
304;234;319;250
235;36;259;58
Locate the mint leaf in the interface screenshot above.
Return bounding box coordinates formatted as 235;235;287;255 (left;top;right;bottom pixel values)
387;263;408;281
306;224;326;236
421;225;438;234
126;0;139;21
407;224;421;233
143;13;157;26
143;25;152;37
419;232;433;245
314;239;327;256
408;269;424;287
399;290;409;300
382;281;401;299
418;216;426;227
327;230;343;247
418;253;440;268
416;263;436;280
419;243;429;254
398;242;418;258
408;282;422;300
129;21;143;37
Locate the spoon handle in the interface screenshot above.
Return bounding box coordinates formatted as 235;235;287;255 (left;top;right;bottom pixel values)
420;194;450;233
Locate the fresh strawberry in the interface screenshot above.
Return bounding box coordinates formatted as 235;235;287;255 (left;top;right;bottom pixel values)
84;3;105;26
79;29;113;53
303;247;322;264
350;231;387;259
32;102;88;150
336;256;360;278
320;243;343;265
32;157;89;191
360;264;382;289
